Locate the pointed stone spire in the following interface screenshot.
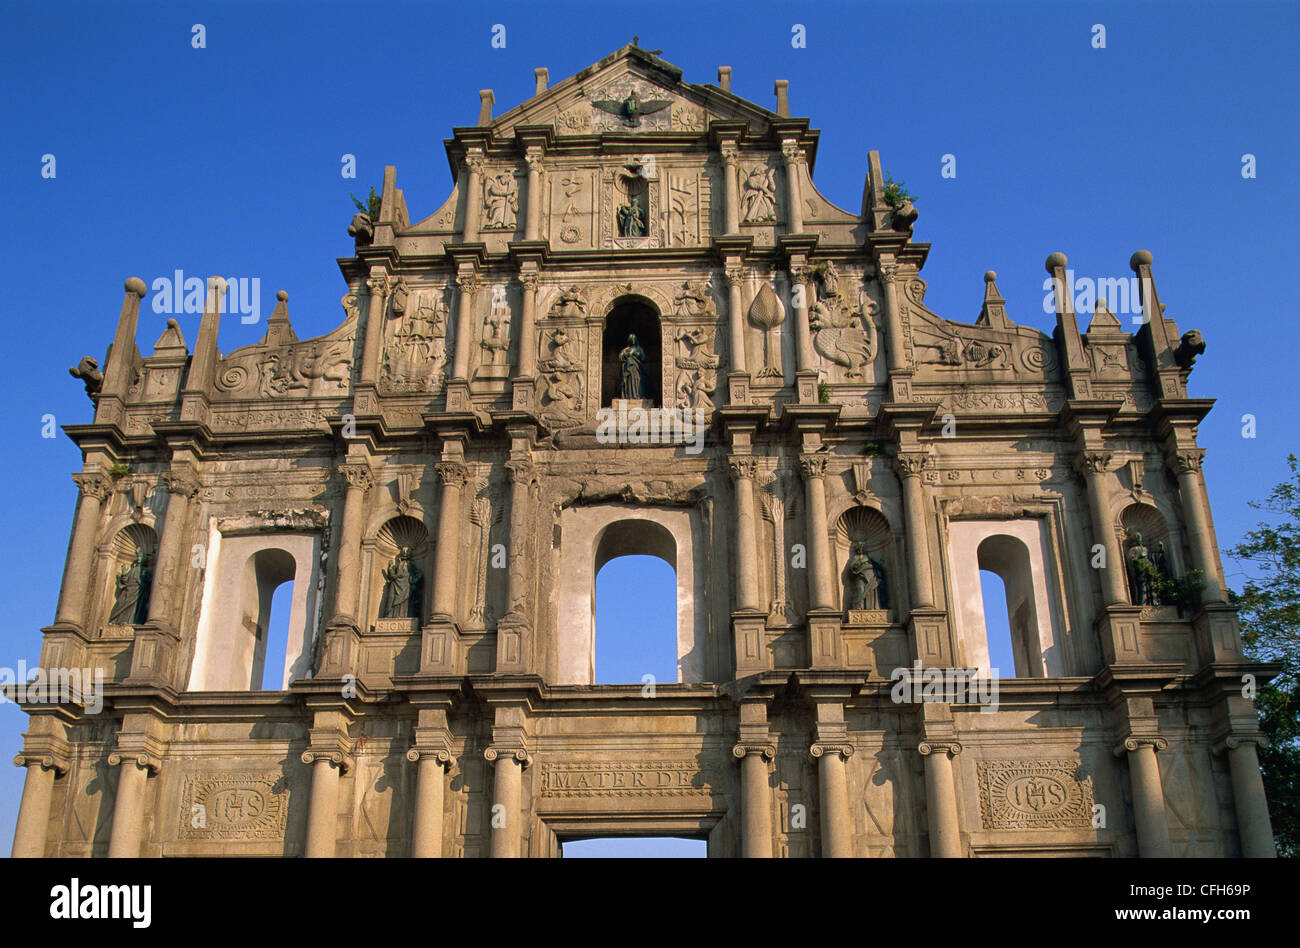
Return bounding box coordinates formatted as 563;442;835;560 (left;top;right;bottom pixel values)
975;271;1011;329
259;290;297;347
1086;295;1122;333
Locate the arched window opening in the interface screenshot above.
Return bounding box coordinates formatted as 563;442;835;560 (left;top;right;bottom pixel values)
602;297;661;406
257;578;293;691
593;520;677;684
976;535;1044;678
244;548;296;690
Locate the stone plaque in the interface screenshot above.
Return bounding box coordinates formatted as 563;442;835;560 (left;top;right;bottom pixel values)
180;773;288;841
845;609;890;627
540;760;719;797
977;759;1094;830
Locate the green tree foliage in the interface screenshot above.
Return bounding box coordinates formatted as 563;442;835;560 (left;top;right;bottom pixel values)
1228;454;1300;857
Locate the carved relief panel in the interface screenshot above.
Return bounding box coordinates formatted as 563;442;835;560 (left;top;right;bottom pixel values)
547;169;597;249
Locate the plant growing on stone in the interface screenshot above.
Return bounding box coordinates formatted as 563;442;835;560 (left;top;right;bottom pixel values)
350;186;381;221
883;172;916;211
108;462;130;478
817;380;831;404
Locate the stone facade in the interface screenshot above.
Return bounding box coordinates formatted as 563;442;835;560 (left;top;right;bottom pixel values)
13;45;1276;858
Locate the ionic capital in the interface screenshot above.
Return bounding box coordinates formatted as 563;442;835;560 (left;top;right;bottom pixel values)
732;743;776;762
1212;734;1269;755
300;749;351;773
13;753;68;775
917;741;962;759
1113;736;1168;757
483;747;532;769
107;752;161;775
810;742;854;761
406;747;453;767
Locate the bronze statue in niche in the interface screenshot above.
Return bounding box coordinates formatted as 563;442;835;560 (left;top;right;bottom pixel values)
109;550;152;625
379;547;424;620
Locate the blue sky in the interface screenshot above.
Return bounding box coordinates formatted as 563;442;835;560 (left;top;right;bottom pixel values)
0;0;1294;855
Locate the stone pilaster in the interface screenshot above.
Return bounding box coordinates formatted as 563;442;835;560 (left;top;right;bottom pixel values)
725;266;748;381
1167;448;1226;605
1114;735;1171;857
407;709;454;858
301;713;352;858
461;152;484;243
516;270;539;383
809;741;853;857
1214;735;1276;857
918;740;963;857
106;750;161;858
423;459;468;673
1074;451;1129;608
781;140;805;234
733;742;775;857
496;455;536;674
322;462;372;676
358;266;390;388
721;145;740;235
54;472;112;631
450;272;479;382
523;150;543;241
791;266;817;377
894;452;935;610
484;746;531;858
11;750;67;858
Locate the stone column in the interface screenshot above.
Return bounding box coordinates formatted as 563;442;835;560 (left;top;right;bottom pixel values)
919;741;962;857
800;454;836;611
877;261;907;376
1075;452;1128;606
1223;737;1276;858
503;458;534;617
1116;737;1171;857
1169;450;1226;604
406;748;452;858
54;472;112;629
791;267;817;374
485;747;529;858
462;154;484;242
301;750;345;858
524;152;543;241
733;743;775;858
722;147;740;235
895;453;935;609
517;271;539;380
450;274;478;381
431;462;468;620
725;267;747;376
145;469;199;628
782;142;805;234
106;753;157;858
810;742;853;857
729;457;761;612
358;268;390;387
331;463;373;627
11;755;63;858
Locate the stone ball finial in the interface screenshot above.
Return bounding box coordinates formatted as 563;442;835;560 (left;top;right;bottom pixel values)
1045;252;1068;272
1130;249;1154;271
207;275;228;295
166;318;178;329
276;290;289;302
124;277;147;298
984;270;997;283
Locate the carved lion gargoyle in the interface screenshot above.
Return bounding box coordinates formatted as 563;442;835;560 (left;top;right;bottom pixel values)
348;212;374;247
890;199;918;232
69;356;103;403
1174;329;1206;369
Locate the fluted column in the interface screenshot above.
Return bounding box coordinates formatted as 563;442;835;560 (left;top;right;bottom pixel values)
733;743;775;858
450;275;478;381
432;462;468;619
517;272;539;379
811;742;853;857
462;153;484;242
1115;737;1171;857
11;755;64;857
146;469;199;627
406;748;452;858
106;753;158;858
799;454;835;610
895;453;935;609
791;268;816;373
729;457;761;612
302;750;346;858
1223;737;1276;857
524;151;543;241
358;268;390;386
1169;450;1226;604
331;463;373;626
722;147;739;235
1075;452;1128;605
781;141;805;234
485;747;530;858
54;472;112;629
725;267;747;376
919;740;962;857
